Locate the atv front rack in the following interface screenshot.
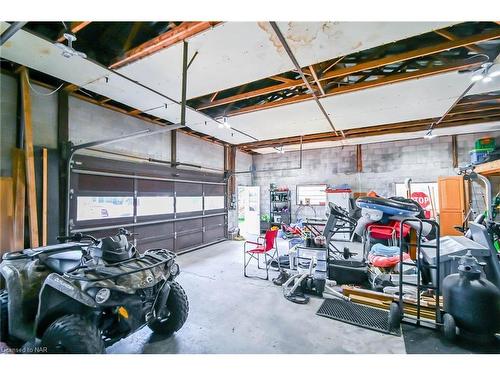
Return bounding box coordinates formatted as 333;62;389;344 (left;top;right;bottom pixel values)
64;248;175;282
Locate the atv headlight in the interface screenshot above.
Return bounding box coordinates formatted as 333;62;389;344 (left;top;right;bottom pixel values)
95;288;111;304
170;263;180;277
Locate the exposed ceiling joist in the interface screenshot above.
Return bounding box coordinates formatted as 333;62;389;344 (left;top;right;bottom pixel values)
433;29;483;53
309;65;325;95
238;114;500;150
56;21;91;42
318;28;500;81
237;88;500;150
455;93;500;106
227;59;483;116
110;21;220;69
269;75;297;84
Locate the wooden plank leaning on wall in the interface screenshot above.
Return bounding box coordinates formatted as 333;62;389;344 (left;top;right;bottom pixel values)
19;66;39;248
42;148;48;246
0;178;14;256
12;148;26;250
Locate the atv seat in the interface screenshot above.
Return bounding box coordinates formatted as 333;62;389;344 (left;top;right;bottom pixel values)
39;251;83;274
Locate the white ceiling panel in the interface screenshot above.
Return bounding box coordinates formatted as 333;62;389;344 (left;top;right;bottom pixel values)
118;22;454;101
273;22;454;68
253;122;500;154
0;22;107;87
83;73;176;112
117;22;294;100
320;69;500;131
228;100;333;140
320;70;485;131
228;68;500;143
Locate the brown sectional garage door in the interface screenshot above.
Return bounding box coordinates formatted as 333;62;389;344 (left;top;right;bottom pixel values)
68;154;227;253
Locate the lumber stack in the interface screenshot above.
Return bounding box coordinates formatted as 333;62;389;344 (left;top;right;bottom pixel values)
342;286;441;322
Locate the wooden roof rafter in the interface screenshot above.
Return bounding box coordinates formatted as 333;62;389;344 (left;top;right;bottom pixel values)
109;21;221;69
226;58;486;117
56;21;92;42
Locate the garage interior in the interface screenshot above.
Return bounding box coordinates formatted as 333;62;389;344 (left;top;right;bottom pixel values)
1;19;500;356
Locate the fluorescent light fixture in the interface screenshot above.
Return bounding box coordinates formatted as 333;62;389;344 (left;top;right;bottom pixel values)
471;74;484;82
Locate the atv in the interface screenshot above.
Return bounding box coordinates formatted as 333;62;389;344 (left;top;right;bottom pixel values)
0;229;189;353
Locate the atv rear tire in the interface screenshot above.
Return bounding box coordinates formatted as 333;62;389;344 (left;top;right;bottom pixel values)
0;290;9;343
148;281;189;337
41;314;105;354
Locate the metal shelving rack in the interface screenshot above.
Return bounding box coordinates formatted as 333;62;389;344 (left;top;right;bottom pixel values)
270;187;291;225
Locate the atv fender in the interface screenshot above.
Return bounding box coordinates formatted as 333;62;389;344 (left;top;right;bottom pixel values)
0;261;32;342
35;274;97;338
153;281;171;320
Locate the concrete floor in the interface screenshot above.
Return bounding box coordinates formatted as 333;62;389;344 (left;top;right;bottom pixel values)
108;239;406;354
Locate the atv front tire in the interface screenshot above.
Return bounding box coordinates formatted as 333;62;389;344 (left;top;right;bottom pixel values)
148;281;189;337
41;314;105;354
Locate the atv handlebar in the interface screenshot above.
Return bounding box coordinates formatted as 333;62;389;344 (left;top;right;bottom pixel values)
57;233;99;245
58;228;136;245
119;228;138;237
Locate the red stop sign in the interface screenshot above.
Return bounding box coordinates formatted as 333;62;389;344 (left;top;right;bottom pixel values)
411;191;430;209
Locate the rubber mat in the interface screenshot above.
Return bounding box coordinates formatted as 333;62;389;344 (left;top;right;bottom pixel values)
316;298;401;336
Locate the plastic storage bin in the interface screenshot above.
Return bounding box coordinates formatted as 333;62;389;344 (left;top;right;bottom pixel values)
475;137;496;150
421;236;489;287
470;148;493;165
288;237;304;249
288;245;327;272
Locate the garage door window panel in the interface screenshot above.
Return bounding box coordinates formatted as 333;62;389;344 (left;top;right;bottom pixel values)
175;182;203;218
76;196;134;221
204;184;225;213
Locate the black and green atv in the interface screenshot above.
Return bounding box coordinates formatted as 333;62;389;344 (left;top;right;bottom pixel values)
0;229;189;353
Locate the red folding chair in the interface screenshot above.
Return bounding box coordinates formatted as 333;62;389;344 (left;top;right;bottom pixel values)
243;229;279;280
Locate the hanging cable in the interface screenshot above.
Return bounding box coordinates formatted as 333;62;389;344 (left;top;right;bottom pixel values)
26;77;64;96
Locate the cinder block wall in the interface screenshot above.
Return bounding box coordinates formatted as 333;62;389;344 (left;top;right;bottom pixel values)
251;131;500;222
